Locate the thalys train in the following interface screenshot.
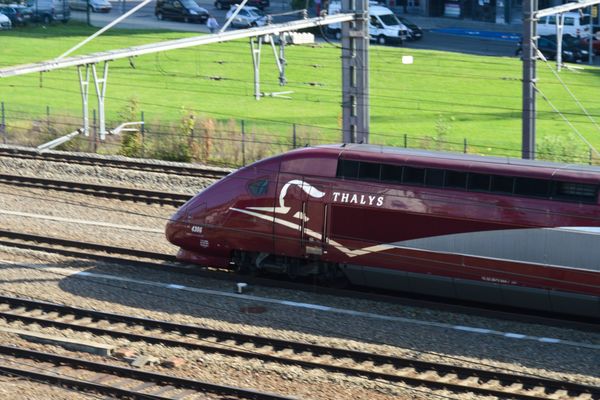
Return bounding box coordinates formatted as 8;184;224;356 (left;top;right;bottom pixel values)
166;144;600;318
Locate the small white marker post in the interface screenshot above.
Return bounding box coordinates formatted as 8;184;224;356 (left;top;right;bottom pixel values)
236;283;248;294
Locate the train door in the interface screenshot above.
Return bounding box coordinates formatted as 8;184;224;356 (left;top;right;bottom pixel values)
303;179;329;257
273;175;329;258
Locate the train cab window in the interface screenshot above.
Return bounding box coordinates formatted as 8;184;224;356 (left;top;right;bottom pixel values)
515;178;550;198
445;170;467;189
468;173;491;192
491;175;514;194
247;179;269;196
381;164;403;183
358;162;381;181
425;169;445;187
403;167;426;185
336;159;360;179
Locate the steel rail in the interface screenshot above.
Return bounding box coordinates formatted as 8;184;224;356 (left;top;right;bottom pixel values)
0;173;192;206
0;295;597;400
0;344;295;400
0;229;597;332
0;147;232;179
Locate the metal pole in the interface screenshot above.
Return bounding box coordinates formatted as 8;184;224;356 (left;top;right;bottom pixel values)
250;37;262;100
292;123;297;149
522;0;537;159
241;120;246;166
141;111;145;157
86;0;90;26
556;13;564;72
92;62;109;140
92;109;97;153
341;0;369;144
1;102;5;144
78;65;90;136
590;6;594;65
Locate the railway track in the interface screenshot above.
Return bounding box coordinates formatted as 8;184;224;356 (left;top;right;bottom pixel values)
0;173;192;206
0;295;597;400
0;229;598;332
0;146;232;179
0;344;292;400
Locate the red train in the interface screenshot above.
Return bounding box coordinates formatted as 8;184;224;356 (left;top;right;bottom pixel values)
166;144;600;318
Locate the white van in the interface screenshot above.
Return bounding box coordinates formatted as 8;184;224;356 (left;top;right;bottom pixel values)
537;12;591;38
327;1;408;45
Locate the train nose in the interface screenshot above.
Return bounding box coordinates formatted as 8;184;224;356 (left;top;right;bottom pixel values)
165;207;188;246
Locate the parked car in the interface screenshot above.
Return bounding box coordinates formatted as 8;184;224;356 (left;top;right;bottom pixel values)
0;12;12;29
225;5;266;28
537;12;591;38
516;35;589;63
0;5;32;26
70;0;112;13
398;16;423;40
26;0;70;23
155;0;209;23
579;36;600;55
215;0;268;11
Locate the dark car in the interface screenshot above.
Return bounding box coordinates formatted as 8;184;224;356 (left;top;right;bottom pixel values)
155;0;209;23
214;0;269;11
26;0;70;23
398;16;422;40
0;5;32;26
579;36;600;55
516;35;589;63
0;5;32;25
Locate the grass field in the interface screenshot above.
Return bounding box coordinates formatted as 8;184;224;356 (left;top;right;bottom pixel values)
1;22;600;161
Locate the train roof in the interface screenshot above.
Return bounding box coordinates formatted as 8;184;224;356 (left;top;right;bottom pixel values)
323;143;600;175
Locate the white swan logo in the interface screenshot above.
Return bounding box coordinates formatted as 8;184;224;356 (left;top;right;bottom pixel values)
245;179;325;221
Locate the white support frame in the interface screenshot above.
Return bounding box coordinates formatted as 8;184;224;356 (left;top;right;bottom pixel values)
555;13;564;72
92;62;109;141
250;36;263;100
77;65;91;136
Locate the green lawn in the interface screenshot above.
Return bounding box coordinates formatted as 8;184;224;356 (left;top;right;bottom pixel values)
1;22;600;160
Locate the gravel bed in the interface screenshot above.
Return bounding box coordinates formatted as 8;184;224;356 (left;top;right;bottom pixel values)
0;375;99;400
0;183;177;254
0;150;221;195
0;151;598;399
0;249;598;392
0;330;438;400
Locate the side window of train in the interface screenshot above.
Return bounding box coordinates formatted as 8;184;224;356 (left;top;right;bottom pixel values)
381;164;403;183
445;170;467;190
358;162;381;180
554;181;598;202
247;178;269;196
468;173;491;192
336;159;360;179
514;178;550;198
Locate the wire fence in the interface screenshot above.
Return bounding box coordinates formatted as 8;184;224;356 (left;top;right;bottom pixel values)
1;101;598;167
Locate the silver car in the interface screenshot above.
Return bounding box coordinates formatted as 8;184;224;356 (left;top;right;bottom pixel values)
70;0;112;13
0;12;12;29
225;5;266;28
